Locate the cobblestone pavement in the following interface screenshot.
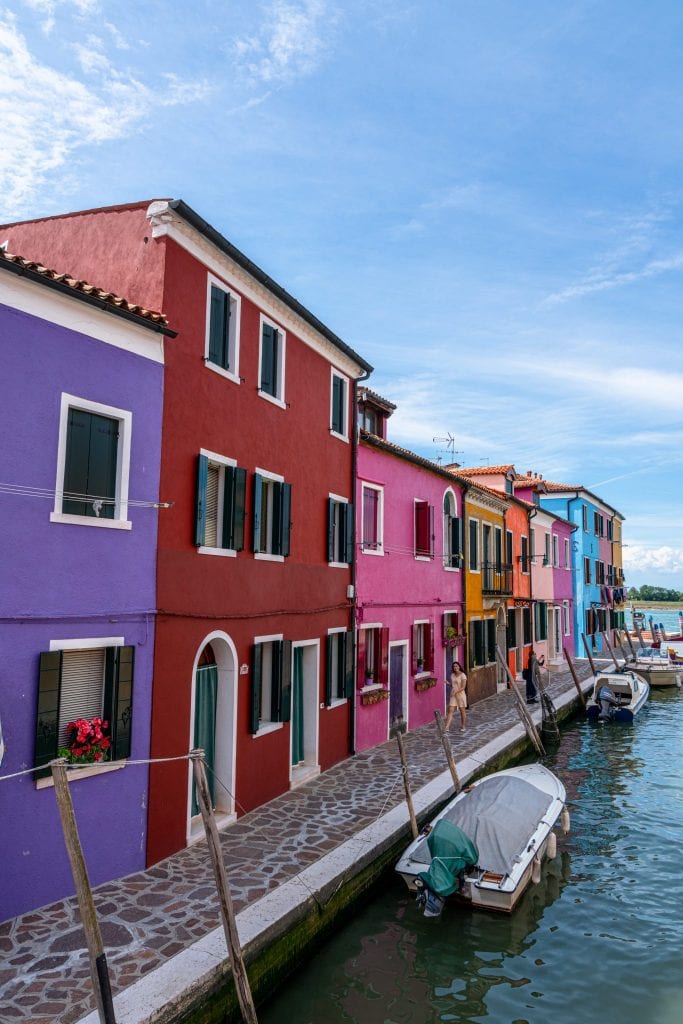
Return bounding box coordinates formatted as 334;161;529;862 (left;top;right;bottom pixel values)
0;663;595;1023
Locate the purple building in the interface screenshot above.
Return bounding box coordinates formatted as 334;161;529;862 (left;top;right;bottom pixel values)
0;252;173;921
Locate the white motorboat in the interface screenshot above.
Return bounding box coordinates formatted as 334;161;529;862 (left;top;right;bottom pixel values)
395;763;568;915
629;647;682;688
586;670;650;722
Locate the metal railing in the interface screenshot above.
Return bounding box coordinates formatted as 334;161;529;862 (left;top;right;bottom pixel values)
481;562;513;595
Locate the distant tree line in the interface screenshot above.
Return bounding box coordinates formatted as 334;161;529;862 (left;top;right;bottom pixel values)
629;585;683;602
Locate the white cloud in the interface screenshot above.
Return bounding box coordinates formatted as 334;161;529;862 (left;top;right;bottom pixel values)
21;0;97;34
0;13;210;218
543;252;683;306
623;545;683;575
235;0;334;85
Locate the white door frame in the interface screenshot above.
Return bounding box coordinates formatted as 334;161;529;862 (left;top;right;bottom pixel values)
289;639;320;788
388;639;409;733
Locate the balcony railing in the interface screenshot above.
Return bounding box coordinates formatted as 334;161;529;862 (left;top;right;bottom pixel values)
481;562;513;596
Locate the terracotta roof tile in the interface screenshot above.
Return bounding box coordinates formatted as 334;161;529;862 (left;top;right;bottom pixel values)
457;465;515;476
358;386;397;411
0;249;172;331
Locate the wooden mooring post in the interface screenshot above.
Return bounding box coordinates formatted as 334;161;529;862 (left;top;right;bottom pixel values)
433;710;461;794
396;732;419;839
190;750;259;1024
494;646;545;756
615;630;631;663
581;633;598;676
51;760;116;1024
634;619;647;648
623;627;637;658
600;631;621;671
562;646;586;708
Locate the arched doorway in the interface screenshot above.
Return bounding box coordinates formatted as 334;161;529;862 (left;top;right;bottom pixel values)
188;631;238;841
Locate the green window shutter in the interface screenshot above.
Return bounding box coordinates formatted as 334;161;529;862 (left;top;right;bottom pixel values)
250;644;262;734
223;466;247;551
260;324;277;395
195;454;209;546
344;502;354;564
507;608;516;648
252;473;263;552
344;630;355;698
209;285;230;368
280;483;292;557
327;498;336;562
325;634;333;706
279;640;292;723
332;375;344;433
34;650;62;778
63;410;118;519
486;620;496;663
104;645;135;760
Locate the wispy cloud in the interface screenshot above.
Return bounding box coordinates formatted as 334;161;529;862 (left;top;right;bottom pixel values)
623;545;683;575
21;0;97;34
0;13;210;218
543;251;683;306
234;0;335;85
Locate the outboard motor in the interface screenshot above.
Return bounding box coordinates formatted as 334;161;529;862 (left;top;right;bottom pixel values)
415;879;445;918
596;684;621;721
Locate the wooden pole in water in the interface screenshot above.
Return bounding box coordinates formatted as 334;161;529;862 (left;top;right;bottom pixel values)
623;627;637;658
396;732;418;839
634;620;647;648
51;760;116;1024
494;646;545;756
434;710;461;794
600;631;620;670
190;750;259;1024
562;646;586;707
615;630;630;663
581;632;598;676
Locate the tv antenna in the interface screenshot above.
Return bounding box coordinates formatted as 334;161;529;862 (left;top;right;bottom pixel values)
433;433;464;465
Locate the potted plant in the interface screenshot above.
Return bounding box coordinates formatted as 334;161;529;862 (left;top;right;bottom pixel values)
416;658;424;672
58;716;111;764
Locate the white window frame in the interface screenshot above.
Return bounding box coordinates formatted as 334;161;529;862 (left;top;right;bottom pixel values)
251;632;285;737
258;313;286;408
552;533;559;568
329;368;350;442
198;448;238;557
413;497;431;562
468;517;480;573
361;482;384;556
204;273;241;384
563;601;571;636
413;618;430;675
360;622;383;691
254;466;286;563
51;393;132;530
564;537;570;569
328;492;351;568
443;488;460;572
326;627;348;708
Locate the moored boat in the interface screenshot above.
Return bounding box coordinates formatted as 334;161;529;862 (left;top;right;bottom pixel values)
395;763;568;915
586;670;650;721
630;647;682;688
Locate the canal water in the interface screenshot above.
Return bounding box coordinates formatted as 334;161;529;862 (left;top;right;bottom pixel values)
261;689;683;1024
626;606;683;635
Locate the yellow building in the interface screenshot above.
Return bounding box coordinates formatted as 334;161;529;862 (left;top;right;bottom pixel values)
463;484;510;703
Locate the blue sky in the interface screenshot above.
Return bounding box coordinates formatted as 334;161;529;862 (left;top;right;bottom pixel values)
2;0;683;588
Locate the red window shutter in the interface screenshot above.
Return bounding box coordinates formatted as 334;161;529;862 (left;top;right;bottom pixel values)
415;501;430;556
427;622;435;672
357;629;366;688
411;623;419;673
380;627;389;687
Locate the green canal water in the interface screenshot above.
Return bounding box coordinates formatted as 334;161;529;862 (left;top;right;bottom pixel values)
261;689;683;1024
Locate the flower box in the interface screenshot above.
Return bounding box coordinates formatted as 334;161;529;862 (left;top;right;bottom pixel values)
415;676;438;693
443;635;466;648
360;688;390;706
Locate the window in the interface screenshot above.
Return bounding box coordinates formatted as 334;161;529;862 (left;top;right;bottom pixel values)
563;601;571;635
594;512;604;537
259;315;286;404
595;560;605;585
582;505;588;531
521;535;529;573
52;394;131;528
358;404;383;436
607;520;613;540
505;478;514;495
250;639;291;733
505;530;513;567
443;492;461;568
357;626;388;687
414;500;434;558
327;496;353;564
564;537;570;568
469;519;479;571
442;610;461;643
412;621;434;674
534;602;548;642
35;641;134;778
205;276;240;380
469;619;496;668
584;557;591;584
530;528;536;562
552;534;559;567
507;608;516;649
523;607;532;645
325;630;353;704
543;533;550;567
361;483;383;554
195;452;246;553
253;472;291;558
330;371;349;439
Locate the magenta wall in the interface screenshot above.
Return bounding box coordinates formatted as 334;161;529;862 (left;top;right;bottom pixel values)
355;443;465;753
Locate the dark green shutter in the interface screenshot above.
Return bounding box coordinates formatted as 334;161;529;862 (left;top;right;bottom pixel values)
209;285;231;369
63;410;118;519
332;375;344;433
279;640;292;723
327;498;336;562
34;651;62;777
195;454;209;546
507;608;516;648
344;630;355;698
223;466;246;551
104;646;135;760
325;634;333;706
280;483;292;557
250;644;262;734
486;620;496;663
252;473;263;552
344;502;354;564
261;323;276;395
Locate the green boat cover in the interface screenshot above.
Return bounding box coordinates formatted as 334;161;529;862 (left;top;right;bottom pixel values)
417;819;479;897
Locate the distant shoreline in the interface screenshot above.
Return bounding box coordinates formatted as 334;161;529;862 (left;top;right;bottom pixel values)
631;601;683;610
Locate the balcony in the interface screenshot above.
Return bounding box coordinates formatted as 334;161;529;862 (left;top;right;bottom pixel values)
481;562;513;596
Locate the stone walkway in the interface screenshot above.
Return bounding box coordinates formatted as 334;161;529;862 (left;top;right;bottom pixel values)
0;663;594;1024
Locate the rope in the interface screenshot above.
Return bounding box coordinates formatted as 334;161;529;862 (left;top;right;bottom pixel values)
0;752;192;784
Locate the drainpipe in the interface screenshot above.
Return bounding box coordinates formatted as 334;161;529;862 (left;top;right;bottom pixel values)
564;492;582;649
349;370;372;755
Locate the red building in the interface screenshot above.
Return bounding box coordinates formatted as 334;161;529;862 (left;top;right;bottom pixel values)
2;200;372;864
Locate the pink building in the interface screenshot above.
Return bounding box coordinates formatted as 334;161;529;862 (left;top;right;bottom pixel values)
354;391;467;752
